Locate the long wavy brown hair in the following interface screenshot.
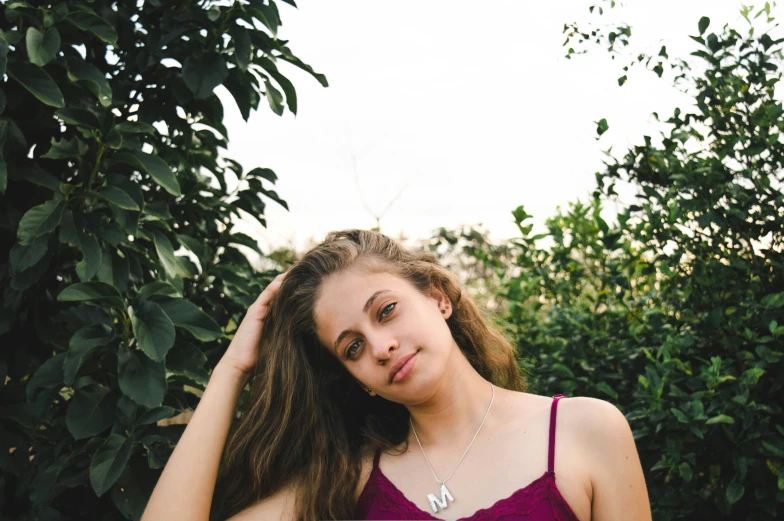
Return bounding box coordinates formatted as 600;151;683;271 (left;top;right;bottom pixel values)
210;229;528;521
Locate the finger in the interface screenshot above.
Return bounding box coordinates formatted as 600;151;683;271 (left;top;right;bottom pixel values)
254;281;283;308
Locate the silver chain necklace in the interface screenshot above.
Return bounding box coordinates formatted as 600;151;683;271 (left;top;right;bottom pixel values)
409;381;495;514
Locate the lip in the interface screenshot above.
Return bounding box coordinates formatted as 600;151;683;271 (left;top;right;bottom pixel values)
388;351;418;383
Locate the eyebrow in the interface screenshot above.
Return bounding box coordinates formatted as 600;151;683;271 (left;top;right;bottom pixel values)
332;289;392;353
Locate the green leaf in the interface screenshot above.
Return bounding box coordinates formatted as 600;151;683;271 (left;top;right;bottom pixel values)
182;51;228;99
141;435;174;469
136;281;182;302
596;118;609;136
117;347;167;408
679;462;693;482
114;121;156;135
698;16;710;35
670;408;690;423
246;167;278;184
17;199;66;245
761;292;784;307
26;353;65;401
725;481;744;504
110;466;147;520
278;52;328;87
618;74;627;86
75;230;102;282
227;232;260;253
152;230;179;279
96;248;129;293
232;26;251;71
6;61;65;108
0;116;25;152
595;381;618;400
11;161;60;191
142;201;173;221
159;299;224;342
129;301;175;362
259;57;297;114
9;250;51;291
705;414;735;424
97;186;140;211
90;434;133;497
174;255;199;279
67;10;118;45
762;441;784;458
59;211;103;282
41;136;88;159
740;367;765;386
166;343;210;386
234;190;267;224
689;35;705;45
66;57;112;107
64;324;116;385
9;233;49;274
223;68;256;121
0;36;8;75
249;0;281;34
65;385;116;440
263;77;284;116
55;107;101;129
57;281;125;310
176;234;208;259
26;27;60;66
112;151;180;196
136;406;176;426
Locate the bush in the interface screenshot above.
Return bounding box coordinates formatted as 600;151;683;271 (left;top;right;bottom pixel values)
0;1;325;519
430;12;784;521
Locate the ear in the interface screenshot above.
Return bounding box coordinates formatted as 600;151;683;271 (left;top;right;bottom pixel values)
428;280;452;319
357;380;376;396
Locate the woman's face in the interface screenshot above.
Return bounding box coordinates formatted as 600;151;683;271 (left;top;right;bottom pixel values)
313;267;453;398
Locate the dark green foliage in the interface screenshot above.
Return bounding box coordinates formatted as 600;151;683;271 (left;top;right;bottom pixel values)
0;1;325;519
431;14;784;521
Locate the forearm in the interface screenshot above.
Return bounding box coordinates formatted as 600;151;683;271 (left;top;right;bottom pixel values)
141;362;249;521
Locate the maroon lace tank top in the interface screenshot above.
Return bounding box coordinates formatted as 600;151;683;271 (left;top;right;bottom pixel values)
354;394;581;521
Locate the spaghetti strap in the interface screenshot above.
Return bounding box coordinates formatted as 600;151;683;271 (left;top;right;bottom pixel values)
548;394;566;474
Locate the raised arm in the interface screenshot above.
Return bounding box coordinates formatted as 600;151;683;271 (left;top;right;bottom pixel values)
140;362;248;521
141;272;287;521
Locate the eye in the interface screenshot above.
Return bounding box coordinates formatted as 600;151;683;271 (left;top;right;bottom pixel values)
344;302;397;359
379;302;396;320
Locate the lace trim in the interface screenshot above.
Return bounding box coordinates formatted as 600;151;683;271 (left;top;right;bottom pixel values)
362;467;581;521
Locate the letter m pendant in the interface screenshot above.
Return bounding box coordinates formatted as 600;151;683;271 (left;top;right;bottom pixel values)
426;483;454;514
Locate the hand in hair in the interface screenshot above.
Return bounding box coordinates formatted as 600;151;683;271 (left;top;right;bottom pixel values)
218;271;287;379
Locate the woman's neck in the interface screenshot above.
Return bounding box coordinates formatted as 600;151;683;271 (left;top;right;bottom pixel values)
405;346;503;450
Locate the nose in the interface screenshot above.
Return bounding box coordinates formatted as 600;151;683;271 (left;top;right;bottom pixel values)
367;331;397;363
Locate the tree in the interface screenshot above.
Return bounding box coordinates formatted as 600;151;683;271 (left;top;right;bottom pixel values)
0;1;326;519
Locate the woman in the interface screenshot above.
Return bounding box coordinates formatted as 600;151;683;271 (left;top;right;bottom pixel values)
141;229;652;521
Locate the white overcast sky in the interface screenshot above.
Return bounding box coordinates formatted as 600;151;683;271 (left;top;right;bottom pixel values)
216;0;766;253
